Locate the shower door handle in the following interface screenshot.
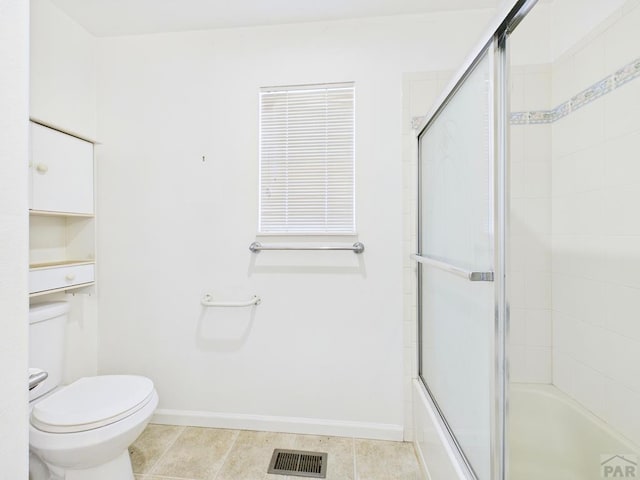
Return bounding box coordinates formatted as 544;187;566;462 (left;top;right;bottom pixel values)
413;254;494;282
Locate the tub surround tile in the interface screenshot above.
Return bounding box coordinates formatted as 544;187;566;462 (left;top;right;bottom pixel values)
604;2;640;73
525;309;552;347
511;56;640;126
510;65;552;385
547;0;640;449
603;379;640;446
605;78;640;140
603;130;640;189
524;346;552;383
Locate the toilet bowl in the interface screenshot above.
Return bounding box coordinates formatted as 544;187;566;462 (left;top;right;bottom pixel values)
29;375;158;480
28;302;159;480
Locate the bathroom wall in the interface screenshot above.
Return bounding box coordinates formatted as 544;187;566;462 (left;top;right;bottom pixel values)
551;0;640;446
507;0;640;394
29;0;96;139
29;0;100;384
95;10;495;440
509;64;553;384
508;0;640;447
0;0;30;476
550;0;630;60
30;0;97;140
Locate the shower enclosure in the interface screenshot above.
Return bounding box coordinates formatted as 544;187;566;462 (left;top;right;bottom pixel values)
416;44;504;480
413;1;524;477
412;0;640;478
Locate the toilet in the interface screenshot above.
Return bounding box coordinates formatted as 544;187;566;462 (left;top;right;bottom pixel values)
29;301;159;480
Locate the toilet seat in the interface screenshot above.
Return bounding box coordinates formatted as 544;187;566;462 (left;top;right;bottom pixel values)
31;375;155;434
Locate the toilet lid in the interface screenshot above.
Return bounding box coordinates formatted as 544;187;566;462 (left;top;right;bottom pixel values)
31;375;155;433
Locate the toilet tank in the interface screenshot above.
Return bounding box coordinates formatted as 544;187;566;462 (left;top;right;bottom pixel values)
29;302;69;401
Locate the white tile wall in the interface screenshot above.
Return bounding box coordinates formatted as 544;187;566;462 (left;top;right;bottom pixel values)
551;0;640;447
509;67;553;384
603;0;640;73
511;4;640;415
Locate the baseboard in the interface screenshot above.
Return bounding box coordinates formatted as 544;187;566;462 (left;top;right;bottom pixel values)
152;408;403;441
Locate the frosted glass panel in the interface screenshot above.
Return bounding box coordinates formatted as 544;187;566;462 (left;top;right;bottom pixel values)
420;55;493;272
419;51;494;480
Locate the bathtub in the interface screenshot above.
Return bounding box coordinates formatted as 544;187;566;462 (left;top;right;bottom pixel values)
509;384;639;480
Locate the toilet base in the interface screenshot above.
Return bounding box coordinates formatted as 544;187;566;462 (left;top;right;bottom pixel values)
45;450;134;480
29;451;50;480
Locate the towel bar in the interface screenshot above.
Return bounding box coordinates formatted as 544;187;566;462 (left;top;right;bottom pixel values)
201;293;261;307
249;241;364;254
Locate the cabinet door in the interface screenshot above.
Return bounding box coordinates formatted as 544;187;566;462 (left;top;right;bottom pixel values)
30;123;94;214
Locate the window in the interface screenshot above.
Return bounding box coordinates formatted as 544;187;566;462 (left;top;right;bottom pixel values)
259;83;355;234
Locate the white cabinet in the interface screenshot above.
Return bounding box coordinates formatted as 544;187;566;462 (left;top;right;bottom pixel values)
28;122;96;297
30;122;94;215
29;262;95;295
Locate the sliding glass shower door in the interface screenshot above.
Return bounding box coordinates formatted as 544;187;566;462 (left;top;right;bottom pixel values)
417;45;503;480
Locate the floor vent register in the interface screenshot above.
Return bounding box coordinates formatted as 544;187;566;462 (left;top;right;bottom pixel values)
267;449;328;478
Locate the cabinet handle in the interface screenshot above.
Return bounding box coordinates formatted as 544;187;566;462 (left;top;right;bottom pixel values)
36;163;49;174
65;273;76;282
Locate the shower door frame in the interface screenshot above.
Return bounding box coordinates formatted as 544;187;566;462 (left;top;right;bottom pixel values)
414;1;538;479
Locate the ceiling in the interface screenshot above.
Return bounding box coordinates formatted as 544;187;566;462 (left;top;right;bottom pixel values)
50;0;507;37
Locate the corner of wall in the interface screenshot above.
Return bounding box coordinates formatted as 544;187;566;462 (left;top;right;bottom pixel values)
0;0;30;476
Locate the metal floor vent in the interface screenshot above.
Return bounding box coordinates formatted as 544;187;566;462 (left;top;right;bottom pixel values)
267;449;328;478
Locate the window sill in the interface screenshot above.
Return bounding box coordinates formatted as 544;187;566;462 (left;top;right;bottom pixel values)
256;232;358;237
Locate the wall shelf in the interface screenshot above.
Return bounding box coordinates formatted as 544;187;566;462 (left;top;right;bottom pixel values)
30;260;95;269
29;122;96;297
30;209;94;218
29;282;95;298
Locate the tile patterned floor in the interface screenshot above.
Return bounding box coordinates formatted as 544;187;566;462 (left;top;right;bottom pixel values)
130;424;424;480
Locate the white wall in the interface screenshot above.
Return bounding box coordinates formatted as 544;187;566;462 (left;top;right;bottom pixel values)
95;10;494;439
0;0;30;476
29;0;99;384
30;0;97;141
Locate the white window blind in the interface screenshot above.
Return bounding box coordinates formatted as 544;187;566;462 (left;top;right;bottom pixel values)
259;83;355;234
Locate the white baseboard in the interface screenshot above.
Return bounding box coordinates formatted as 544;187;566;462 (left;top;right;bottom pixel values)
152;409;403;441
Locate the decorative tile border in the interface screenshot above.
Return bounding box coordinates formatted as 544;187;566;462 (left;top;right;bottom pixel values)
511;56;640;126
412;56;640;129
